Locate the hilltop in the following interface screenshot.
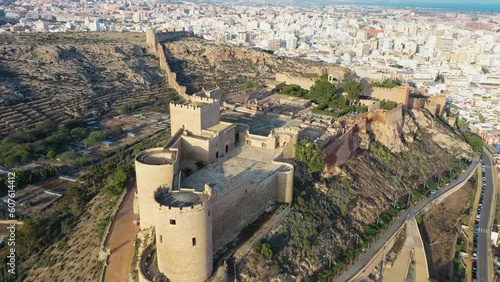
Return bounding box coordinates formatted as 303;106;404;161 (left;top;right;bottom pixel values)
0;32;164;103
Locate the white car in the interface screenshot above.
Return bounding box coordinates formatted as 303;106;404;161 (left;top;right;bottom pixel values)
473;253;478;260
431;190;437;195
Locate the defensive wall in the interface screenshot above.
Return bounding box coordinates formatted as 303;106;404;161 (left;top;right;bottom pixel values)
322;105;403;174
363;85;410;108
155;43;191;101
408;95;446;116
275;73;316;90
146;29;193;47
362;84;445;116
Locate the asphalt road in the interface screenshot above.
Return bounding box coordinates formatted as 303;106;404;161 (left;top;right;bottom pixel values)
336;160;479;282
477;152;495;282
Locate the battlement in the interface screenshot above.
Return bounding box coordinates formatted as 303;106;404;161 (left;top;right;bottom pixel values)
136;148;176;165
169;103;204;111
169;98;219;110
155;188;210;210
271;126;301;135
191;96;219;104
146;29;194;47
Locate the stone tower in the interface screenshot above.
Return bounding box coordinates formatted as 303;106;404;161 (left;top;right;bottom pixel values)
146;29;157;48
154;188;213;282
135;148;178;229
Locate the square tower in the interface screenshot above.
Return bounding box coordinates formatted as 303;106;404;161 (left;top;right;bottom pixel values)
169;97;220;136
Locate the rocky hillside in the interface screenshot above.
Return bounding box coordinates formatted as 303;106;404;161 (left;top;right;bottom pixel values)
164;38;346;93
0;32;164;102
238;109;475;281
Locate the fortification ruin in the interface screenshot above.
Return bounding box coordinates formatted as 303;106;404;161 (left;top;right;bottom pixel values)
134;96;297;282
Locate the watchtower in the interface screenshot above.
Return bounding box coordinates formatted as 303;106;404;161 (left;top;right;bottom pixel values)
154;188;213;282
135;148;178;229
146;29;157;48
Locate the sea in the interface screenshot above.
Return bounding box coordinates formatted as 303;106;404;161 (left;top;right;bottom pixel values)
328;1;500;13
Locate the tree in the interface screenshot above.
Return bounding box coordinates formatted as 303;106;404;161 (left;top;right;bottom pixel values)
280;84;308;97
120;102;137;114
463;132;483;152
110;126;123;137
435;74;445;83
71;127;88;141
343;79;365;105
308;77;337;105
260;242;273;260
380;100;398;111
57;150;78;162
481;66;489;74
295;139;324;172
84;131;106;146
478;114;486;123
370;79;401;88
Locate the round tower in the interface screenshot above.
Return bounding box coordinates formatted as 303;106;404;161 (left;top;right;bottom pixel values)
154;189;212;282
135;148;176;229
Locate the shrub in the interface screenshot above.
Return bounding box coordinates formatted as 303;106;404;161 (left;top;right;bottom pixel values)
260;242;273;260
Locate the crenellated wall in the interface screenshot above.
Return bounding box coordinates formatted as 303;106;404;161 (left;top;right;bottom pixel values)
154;43;191;101
169;99;220;136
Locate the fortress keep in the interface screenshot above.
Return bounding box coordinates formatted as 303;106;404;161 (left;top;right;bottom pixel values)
135;96;297;282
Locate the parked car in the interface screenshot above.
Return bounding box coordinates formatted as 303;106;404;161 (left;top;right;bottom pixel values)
473;252;478;260
431;190;437;195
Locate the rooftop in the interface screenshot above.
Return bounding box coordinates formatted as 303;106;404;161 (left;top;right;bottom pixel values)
155;190;208;207
182;144;283;193
206;121;234;133
136;149;176;165
187;101;212;107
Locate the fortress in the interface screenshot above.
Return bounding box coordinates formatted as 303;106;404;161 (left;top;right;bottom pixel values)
134;95;298;282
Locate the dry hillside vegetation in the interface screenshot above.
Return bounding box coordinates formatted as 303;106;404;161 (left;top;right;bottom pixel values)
0;32;164;102
164;38;346;93
21;195;110;282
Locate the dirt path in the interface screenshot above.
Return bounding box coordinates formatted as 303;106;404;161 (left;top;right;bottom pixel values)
105;185;139;282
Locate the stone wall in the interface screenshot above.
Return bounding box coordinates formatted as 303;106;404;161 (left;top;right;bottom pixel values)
322;126;357;174
364;85;410;108
146;29;193;48
210;173;278;251
408;95;446;115
156;43;191;101
275;73;315;90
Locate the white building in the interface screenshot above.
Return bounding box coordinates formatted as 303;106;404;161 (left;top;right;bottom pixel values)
286;34;297;51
